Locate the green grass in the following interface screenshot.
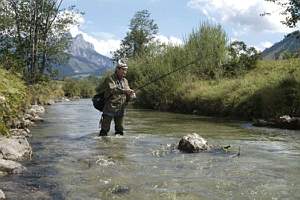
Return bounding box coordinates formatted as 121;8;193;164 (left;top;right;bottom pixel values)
0;68;27;135
177;59;300;119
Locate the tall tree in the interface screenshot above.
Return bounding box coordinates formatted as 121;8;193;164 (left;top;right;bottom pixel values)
113;9;158;60
264;0;300;27
0;0;80;84
186;22;228;79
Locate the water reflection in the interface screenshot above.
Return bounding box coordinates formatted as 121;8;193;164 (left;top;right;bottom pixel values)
0;99;299;200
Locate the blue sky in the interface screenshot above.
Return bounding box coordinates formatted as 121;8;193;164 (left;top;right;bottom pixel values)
63;0;298;57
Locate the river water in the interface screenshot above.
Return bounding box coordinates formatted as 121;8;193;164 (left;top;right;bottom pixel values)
0;99;300;200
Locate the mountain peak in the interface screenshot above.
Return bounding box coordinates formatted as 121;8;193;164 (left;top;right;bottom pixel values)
70;34;95;55
54;34;114;78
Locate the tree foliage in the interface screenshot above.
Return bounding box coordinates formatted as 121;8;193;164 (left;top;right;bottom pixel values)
264;0;300;27
223;41;259;77
0;0;80;84
186;22;228;79
113;9;158;60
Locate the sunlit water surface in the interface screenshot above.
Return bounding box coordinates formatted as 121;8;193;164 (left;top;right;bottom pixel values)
0;99;299;200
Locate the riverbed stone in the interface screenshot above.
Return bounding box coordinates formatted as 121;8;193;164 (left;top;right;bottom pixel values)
0;189;5;199
0;136;32;161
9;129;31;137
178;133;210;153
0;159;26;174
111;185;130;195
45;99;55;105
253;115;300;130
27;105;45;115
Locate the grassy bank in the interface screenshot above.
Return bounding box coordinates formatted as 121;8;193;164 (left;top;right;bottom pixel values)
0;68;66;135
0;68;28;135
169;59;300;119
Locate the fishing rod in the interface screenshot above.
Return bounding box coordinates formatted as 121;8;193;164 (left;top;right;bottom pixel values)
134;59;198;91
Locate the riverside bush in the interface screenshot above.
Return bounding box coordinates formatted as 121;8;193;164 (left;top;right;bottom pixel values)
126;23;229;110
27;81;65;105
64;76;100;98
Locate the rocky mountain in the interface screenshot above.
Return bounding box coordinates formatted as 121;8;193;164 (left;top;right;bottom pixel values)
261;30;300;60
55;34;114;78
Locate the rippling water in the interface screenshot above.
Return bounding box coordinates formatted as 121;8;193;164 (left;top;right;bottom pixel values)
1;99;300;200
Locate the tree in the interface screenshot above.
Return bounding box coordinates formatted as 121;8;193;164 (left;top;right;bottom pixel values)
113;9;158;60
0;0;80;84
264;0;300;27
223;41;259;76
186;22;228;79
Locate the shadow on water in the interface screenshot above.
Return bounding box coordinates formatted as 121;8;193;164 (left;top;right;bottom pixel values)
0;99;300;200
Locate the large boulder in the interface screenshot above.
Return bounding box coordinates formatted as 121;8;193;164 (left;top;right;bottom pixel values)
0;136;32;161
178;133;211;153
0;159;26;174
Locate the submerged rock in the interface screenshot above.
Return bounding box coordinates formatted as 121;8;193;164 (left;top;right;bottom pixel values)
0;136;32;161
0;189;5;200
178;133;211;153
111;185;130;195
0;159;26;174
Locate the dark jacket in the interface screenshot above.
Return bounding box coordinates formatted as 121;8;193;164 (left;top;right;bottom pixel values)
100;73;130;116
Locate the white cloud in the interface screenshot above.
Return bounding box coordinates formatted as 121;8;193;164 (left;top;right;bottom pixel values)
252;41;273;51
154;35;183;46
260;41;273;49
187;0;294;35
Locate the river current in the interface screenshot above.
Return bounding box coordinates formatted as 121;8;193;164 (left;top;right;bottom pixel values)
0;99;299;200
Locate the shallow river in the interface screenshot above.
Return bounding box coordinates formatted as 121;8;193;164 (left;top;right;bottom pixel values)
1;99;300;200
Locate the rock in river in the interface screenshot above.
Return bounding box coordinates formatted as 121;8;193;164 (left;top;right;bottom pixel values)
178;133;211;153
0;189;5;199
0;136;32;161
0;159;26;174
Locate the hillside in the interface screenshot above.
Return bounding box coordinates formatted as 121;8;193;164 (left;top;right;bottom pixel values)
261;30;300;60
55;34;114;78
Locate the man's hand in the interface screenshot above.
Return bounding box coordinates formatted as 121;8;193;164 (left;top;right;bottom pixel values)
124;89;134;96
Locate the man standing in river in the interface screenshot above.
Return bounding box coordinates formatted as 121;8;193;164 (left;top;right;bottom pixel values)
98;60;135;136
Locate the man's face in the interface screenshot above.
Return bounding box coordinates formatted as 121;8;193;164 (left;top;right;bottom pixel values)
116;67;127;79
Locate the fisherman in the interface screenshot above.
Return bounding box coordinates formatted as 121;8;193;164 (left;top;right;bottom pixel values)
98;60;135;136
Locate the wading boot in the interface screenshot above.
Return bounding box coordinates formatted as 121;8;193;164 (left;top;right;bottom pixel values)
99;130;108;136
